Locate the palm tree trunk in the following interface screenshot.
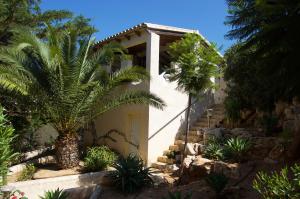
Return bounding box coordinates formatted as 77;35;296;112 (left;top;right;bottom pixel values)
178;94;192;184
55;133;80;169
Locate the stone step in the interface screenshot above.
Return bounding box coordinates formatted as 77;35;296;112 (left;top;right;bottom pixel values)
151;162;179;173
197;116;224;123
179;134;202;143
188;130;203;136
151;162;168;170
163;150;171;156
169;145;180;151
157;156;175;164
174;140;185;145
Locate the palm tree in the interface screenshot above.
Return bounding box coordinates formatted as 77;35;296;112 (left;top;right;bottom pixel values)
167;33;224;182
0;29;165;169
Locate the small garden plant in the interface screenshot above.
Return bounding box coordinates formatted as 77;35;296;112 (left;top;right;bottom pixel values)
203;136;251;162
1;190;27;199
39;189;68;199
84;146;117;172
203;138;225;160
224;137;250;162
110;154;153;194
17;163;36;181
253;164;300;199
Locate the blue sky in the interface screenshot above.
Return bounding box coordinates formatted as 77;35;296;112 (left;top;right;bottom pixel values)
41;0;234;53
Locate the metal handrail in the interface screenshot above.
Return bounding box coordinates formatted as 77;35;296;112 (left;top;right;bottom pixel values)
148;99;198;141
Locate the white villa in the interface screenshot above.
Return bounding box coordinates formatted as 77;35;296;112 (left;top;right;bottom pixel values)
88;23;226;166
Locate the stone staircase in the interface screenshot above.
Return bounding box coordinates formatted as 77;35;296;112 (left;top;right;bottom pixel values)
151;104;225;172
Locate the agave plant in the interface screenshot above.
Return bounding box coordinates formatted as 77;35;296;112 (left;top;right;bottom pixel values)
40;189;68;199
224;137;250;162
0;28;165;169
110;154;153;194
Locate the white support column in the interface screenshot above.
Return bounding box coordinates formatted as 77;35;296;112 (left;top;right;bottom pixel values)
146;31;160;77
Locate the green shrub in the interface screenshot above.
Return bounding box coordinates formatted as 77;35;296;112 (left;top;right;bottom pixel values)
224;137;250;162
206;173;228;195
110;154;153;194
224;95;241;124
84;146;117;172
0;106;18;185
162;191;192;199
40;188;68;199
258;114;279;135
253;164;300;199
18;163;36;181
203;138;225;160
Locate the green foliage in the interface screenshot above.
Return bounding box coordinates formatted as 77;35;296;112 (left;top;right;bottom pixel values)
84;146;117;172
110;154;153;194
0;29;165;138
40;189;68;199
224;137;250;162
203;138;225;160
206;173;228;195
167;33;223;96
253;164;300;199
0;106;18;185
225;0;300;110
224;94;241;123
17;163;36;181
0;0;72;45
257;114;279;135
162;191;192;199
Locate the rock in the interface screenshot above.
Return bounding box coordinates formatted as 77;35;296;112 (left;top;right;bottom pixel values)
203;128;222;144
89;185;101;199
185;143;196;155
100;175;114;186
284;108;294;120
199;144;206;154
263;157;278;164
189;157;213;178
230;128;253;138
268;144;285;160
165;164;179;173
213;161;240;179
183;157;193;168
247;137;282;160
223;186;242;199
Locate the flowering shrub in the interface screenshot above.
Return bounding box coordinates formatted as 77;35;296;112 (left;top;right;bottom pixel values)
10;190;27;199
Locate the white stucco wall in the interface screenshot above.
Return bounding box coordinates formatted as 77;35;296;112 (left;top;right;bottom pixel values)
94;30;223;165
94;32;150;162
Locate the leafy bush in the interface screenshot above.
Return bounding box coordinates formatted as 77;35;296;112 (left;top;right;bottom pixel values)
203;138;225;160
253;164;300;199
224;137;250;162
0;106;18;185
162;191;192;199
1;190;27;199
17;163;36;181
110;154;153;194
258;114;279;135
40;188;68;199
224;95;241;124
84;146;117;172
206;173;228;195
